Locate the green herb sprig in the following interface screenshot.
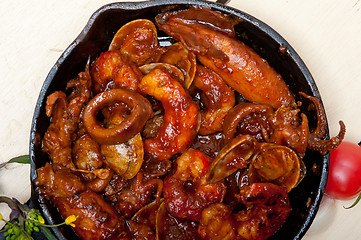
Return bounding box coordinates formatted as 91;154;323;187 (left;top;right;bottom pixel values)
0;196;78;240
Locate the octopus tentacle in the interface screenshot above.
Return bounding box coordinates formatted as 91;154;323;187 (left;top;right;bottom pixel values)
299;92;346;155
308;120;346;155
299;92;326;139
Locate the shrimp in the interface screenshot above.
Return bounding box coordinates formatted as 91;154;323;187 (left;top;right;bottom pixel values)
163;148;226;221
138;69;199;161
198;183;291;240
90;50;143;93
192;64;235;135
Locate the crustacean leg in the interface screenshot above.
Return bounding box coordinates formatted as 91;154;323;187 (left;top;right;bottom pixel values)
163;148;226;221
138;69;199;161
299;92;346;155
156;7;295;109
192;64;235;135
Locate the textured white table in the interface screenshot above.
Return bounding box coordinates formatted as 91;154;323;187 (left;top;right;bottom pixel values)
0;0;360;239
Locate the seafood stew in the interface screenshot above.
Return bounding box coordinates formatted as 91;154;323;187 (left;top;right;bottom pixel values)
30;1;344;239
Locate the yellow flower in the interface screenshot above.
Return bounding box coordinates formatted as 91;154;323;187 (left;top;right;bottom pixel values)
38;215;45;224
65;215;78;228
0;213;3;221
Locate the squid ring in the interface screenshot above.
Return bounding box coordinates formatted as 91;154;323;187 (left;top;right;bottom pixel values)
223;103;274;144
83;88;153;145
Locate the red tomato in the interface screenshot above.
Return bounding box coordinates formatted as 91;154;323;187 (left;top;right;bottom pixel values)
325;141;361;200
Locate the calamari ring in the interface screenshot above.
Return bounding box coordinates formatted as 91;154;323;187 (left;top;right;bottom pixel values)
83;88;153;145
223;103;274;144
138;69;199;161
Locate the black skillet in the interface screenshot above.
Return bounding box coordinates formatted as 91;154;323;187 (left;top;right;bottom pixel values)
29;0;329;239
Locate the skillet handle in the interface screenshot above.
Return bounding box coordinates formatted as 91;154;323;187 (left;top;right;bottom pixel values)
216;0;230;4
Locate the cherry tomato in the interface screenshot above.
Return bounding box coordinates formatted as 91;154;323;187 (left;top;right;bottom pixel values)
325;141;361;200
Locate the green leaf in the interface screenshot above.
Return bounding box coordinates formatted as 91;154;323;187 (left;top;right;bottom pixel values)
0;155;30;168
7;155;30;165
39;226;58;240
344;192;361;209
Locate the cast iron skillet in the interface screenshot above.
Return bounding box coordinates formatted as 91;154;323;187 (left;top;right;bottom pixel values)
29;0;329;239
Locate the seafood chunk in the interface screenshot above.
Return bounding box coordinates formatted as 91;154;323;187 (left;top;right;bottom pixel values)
83;88;153;145
42;63;92;169
249;143;303;192
55;190;126;240
163;148;226;221
72;133;103;171
156;202;200;240
113;172;163;218
139;62;185;83
198;203;237;240
157;42;197;88
299;92;346;154
268;105;309;155
101;133;144;179
192;64;235;135
235;183;291;240
207;134;257;184
109;19;161;65
91;50;143;93
198;183;291;240
35;164;126;240
156;7;295;108
35;163;86;199
138;69;199;161
222;103;274;144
